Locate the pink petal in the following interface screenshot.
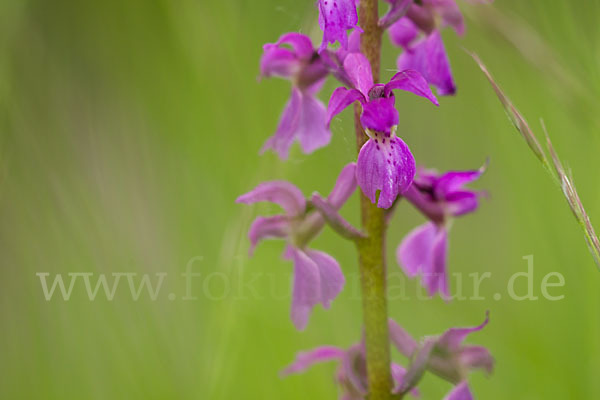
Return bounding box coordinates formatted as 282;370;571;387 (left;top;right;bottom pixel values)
247;215;290;254
397;30;456;96
335;28;362;61
379;0;414;29
459;345;494;374
405;2;436;33
397;222;449;297
347;28;362;53
437;311;490;350
445;190;479;216
388;16;419;48
260;32;316;78
343;53;374;96
341;343;368;395
297;91;332;154
287;248;323;331
305;249;345;308
262;87;332;159
356;134;415;209
236;180;306;217
276;32;315;59
443;382;474;400
434;167;484;199
422;226;449;297
402;183;445;224
281;346;345;375
391;363;407;393
397;222;437;277
327;162;358;208
391;363;420;397
429;0;466;36
385;69;439;105
260;46;300;78
389;318;418;357
260;87;302;159
327;87;365;127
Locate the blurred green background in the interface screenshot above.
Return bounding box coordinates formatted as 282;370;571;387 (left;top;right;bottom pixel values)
1;0;599;398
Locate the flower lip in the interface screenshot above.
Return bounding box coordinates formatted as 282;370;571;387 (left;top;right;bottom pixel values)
360;97;399;135
318;0;359;51
356;129;416;209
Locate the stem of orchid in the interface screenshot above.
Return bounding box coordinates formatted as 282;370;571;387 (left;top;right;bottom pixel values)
355;1;391;400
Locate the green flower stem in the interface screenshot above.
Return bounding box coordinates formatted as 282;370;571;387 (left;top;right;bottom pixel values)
355;1;392;399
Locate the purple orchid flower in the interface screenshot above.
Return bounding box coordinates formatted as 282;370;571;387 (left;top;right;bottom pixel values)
282;340;419;399
387;0;490;95
389;313;494;399
318;0;360;51
396;165;485;297
326;53;438;208
236;164;357;330
260;33;331;159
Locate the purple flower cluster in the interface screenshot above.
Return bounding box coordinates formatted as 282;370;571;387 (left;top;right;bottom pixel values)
237;163;357;330
398;165;486;297
238;0;494;398
284;313;493;399
327;53;438;207
259;33;331;159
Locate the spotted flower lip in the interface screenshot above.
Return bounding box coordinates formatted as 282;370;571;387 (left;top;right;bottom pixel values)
356;126;417;209
259;32;331;159
317;0;360;51
236;164;357;330
397;164;485;297
326;53;438;208
282;340;419;399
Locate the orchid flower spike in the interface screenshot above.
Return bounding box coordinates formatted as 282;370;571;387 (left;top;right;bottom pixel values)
389;312;494;399
282;340;419;399
388;0;491;95
260;33;331;159
397;164;486;297
327;53;438;208
236;163;357;330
